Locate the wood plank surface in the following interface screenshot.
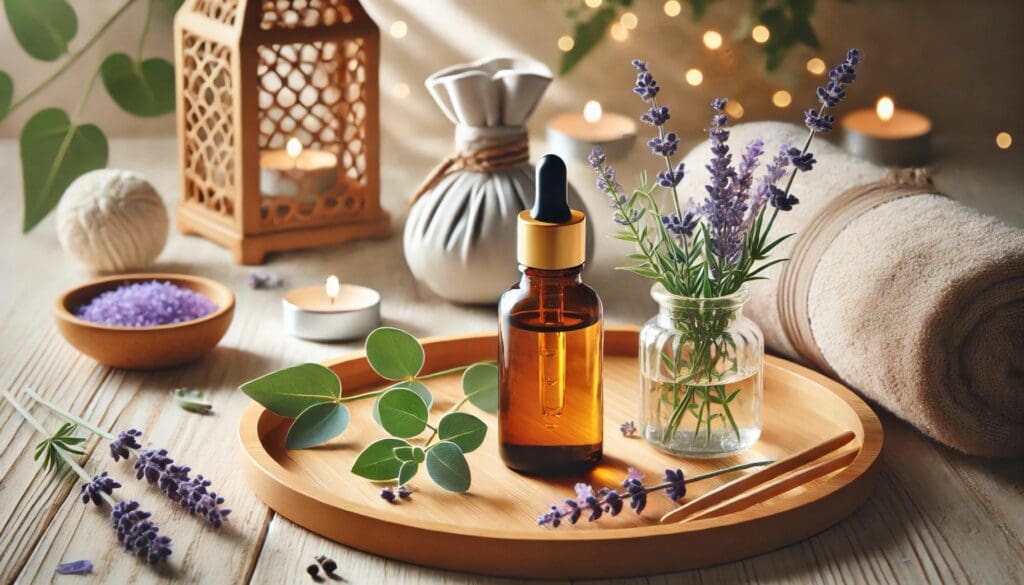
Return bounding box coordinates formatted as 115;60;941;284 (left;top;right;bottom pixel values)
0;137;1021;584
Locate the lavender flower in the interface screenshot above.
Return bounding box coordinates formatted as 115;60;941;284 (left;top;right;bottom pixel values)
81;471;121;506
664;468;687;501
787;147;816;172
111;501;173;565
662;211;698;238
109;428;143;462
135;449;174;485
647;133;679;157
641;105;670;126
656;161;686;188
55;560;94;575
749;144;792;218
380;487;397;503
622;468;647;513
803;109;835;134
177;475;230;528
586;146;606;169
699;99;746;261
75;281;217;327
398;485;412;499
131;447;230;527
631;60;659;101
619;420;637;437
769;186;800;211
247;271;284;290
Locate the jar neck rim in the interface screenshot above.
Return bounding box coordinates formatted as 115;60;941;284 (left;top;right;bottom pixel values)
650;283;750;310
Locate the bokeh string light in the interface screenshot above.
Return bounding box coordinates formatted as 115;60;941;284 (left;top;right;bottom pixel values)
752;25;770;43
558;35;574;52
663;0;681;17
996;132;1013;149
806;58;826;75
685;68;703;86
389;20;407;39
621;12;638;30
772;90;792;108
702;30;723;50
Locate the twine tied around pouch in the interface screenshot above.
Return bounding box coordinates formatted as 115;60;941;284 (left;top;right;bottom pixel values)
777;168;942;379
409;133;530;205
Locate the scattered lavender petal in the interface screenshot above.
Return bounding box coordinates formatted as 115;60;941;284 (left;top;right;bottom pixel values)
248;271;284;290
56;560;93;575
75;281;217;327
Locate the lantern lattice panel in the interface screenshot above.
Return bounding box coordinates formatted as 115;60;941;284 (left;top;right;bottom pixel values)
260;0;354;29
257;38;369;228
175;0;386;264
193;0;238;25
180;32;237;222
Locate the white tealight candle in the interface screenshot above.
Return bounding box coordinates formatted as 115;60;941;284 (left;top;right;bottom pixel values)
260;137;340;197
282;275;381;341
547;100;637;162
842;96;932;166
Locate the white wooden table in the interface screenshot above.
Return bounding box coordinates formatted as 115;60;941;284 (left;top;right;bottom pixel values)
1;137;1021;584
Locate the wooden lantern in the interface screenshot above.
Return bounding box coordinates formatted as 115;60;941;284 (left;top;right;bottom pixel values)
174;0;388;264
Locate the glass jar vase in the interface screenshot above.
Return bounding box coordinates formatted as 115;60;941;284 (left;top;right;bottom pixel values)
639;284;764;458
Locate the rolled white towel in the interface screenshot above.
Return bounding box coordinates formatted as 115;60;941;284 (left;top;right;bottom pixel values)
678;121;1024;457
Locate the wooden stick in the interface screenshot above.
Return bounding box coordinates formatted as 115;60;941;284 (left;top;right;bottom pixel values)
685;447;860;523
660;430;856;524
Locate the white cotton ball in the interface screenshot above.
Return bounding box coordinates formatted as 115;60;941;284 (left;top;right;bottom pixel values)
57;169;169;273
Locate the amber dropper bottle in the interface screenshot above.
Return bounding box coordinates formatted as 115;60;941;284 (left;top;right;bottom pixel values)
498;154;604;475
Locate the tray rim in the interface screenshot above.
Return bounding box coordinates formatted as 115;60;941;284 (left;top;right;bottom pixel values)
238;327;883;574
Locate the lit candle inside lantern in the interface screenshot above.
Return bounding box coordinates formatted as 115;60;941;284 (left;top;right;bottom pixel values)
842;96;932;166
282;275;381;341
546;99;637;162
260;137;340;197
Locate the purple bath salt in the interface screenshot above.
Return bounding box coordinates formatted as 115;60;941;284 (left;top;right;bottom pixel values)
76;281;217;327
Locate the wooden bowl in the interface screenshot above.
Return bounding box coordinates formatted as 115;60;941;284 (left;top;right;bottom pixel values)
54;273;235;370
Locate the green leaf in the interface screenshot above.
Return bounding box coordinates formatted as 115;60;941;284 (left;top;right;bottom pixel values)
371;380;432;425
461;363;498;413
365;327;424;380
240;363;341;417
285;402;350;449
393;445;416;462
376;388;429;438
20;108;107;232
100;53;175;117
4;0;77;61
413;446;425;463
425;441;471;493
437;412;487;454
0;71;12;120
171;388;212;414
351;438;409;481
397;461;418;486
559;5;616;76
34;422;85;475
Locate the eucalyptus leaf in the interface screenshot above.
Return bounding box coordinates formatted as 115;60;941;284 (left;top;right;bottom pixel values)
171;388;212;414
365;327;424;380
351;438;408;481
285;402;350;449
376;388;429;438
413;446;425;463
437;412;487;454
20;108;108;232
0;72;12;121
393;445;416;462
4;0;77;61
397;460;418;486
424;441;471;493
100;53;175;117
371;380;432;425
240;363;340;417
461;363;499;413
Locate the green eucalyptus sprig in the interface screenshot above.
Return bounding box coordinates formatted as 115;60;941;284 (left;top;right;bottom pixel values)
240;327;498;494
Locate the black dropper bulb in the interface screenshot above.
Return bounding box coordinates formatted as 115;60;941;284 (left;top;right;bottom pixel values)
532;154;571;223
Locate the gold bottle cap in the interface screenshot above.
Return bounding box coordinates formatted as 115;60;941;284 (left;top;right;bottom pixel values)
517;210;586;269
517;155;586;270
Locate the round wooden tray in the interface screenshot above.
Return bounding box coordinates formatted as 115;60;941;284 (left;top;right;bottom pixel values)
238;328;882;579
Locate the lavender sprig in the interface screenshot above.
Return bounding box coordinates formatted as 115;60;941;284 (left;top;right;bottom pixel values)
538;459;772;527
112;500;174;565
2;391;174;566
22;388;231;528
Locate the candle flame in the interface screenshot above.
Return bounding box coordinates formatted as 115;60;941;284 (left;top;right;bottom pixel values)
325;275;340;302
286;137;303;159
876;97;895;122
583;100;603;123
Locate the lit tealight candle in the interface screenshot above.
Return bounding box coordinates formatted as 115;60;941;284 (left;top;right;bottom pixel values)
546;100;637;162
842;96;932;166
282;275;381;341
260;137;339;197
